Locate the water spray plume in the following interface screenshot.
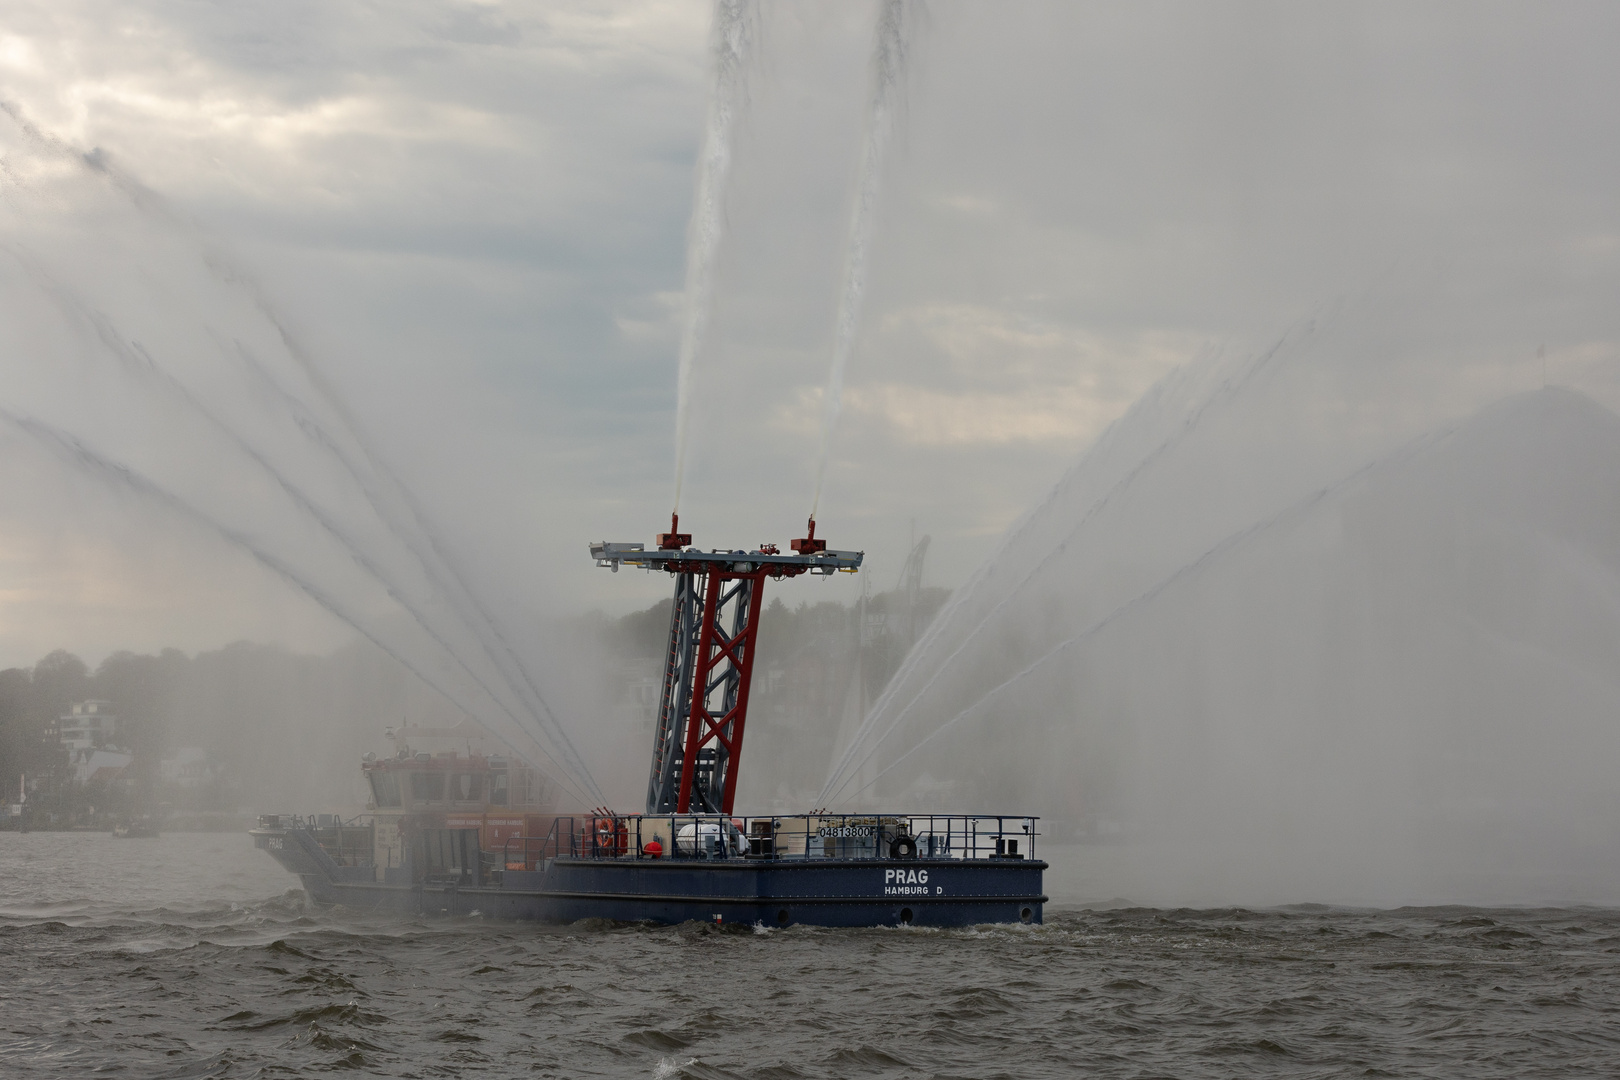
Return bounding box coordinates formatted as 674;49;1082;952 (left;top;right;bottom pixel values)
815;279;1620;903
672;0;758;514
809;0;913;519
0;407;599;808
818;329;1299;807
0;107;605;804
825;423;1446;808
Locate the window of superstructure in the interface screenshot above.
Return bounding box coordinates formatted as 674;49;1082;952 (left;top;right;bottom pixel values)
369;770;401;808
410;771;445;803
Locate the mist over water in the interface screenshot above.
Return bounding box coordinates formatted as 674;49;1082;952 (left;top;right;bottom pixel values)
0;109;601;805
826;303;1620;907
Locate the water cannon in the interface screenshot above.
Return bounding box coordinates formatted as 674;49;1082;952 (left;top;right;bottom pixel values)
658;512;692;550
791;517;826;555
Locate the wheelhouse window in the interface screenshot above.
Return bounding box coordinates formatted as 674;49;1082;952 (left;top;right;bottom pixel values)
450;773;483;802
410;771;445;803
369;770;401;808
488;771;509;806
523;771;551;807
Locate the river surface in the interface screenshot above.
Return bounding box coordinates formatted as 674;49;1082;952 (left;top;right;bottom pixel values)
1;832;1618;1078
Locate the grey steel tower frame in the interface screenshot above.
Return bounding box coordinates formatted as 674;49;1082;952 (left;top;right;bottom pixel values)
646;568;761;814
591;521;862;815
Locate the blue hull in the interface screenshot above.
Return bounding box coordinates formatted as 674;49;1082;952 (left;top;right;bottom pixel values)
257;829;1045;928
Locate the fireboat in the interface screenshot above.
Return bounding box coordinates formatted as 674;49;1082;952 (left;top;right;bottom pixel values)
252;518;1047;927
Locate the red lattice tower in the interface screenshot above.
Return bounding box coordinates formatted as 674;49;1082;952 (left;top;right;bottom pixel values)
592;516;861;813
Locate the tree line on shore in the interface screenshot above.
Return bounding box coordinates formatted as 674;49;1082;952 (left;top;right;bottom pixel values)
0;641;436;827
0;583;949;824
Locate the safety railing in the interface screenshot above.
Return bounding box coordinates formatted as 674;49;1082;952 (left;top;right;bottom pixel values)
502;815;582;870
256;813;374;867
497;813;1039;865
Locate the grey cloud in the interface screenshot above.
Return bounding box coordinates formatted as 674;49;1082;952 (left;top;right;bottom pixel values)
429;6;525;48
1;0;1617;653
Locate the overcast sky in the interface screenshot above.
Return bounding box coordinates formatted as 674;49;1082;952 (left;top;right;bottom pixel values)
2;0;1618;671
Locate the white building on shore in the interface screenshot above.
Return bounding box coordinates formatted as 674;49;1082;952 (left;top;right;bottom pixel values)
59;701;117;752
59;701;132;786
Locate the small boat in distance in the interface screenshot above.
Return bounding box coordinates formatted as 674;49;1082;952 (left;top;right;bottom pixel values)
113;818;159;839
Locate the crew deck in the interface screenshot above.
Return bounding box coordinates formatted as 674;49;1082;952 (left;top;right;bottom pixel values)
253;812;1047;928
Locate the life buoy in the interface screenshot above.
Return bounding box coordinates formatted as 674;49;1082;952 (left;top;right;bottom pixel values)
889;834;918;860
593;818;627;857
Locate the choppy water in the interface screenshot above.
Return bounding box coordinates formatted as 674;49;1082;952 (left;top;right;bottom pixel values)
2;833;1618;1078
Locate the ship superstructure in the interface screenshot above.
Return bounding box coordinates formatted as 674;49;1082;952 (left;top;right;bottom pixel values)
358;724;564;884
253;519;1046;927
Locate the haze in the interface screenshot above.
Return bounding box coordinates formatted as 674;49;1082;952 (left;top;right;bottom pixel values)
2;1;1619;905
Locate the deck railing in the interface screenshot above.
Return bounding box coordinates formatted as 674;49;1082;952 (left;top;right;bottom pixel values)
260;811;1041;877
257;813;373;867
500;813;1038;866
502;815;581;870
